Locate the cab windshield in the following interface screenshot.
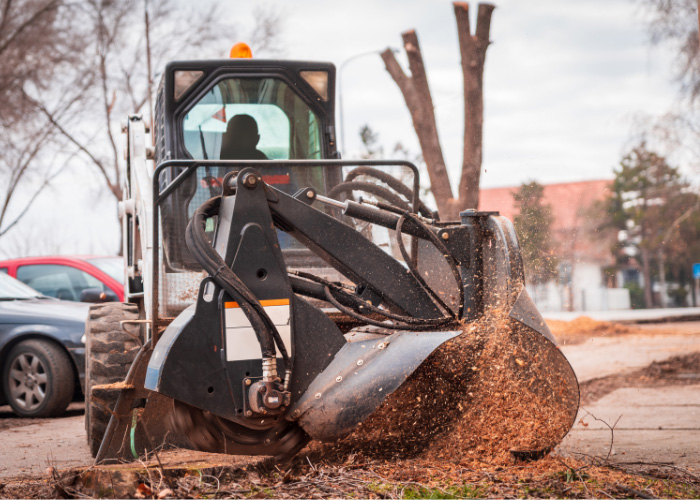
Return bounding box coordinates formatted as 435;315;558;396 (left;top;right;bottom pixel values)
177;76;328;257
183;77;323;161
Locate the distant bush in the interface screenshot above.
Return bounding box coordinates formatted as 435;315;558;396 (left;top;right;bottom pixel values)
668;286;689;307
624;282;645;309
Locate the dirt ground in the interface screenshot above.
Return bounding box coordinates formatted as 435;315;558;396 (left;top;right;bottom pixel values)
0;402;83;433
0;318;698;498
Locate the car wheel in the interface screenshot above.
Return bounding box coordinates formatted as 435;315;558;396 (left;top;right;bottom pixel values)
2;339;75;418
85;302;141;457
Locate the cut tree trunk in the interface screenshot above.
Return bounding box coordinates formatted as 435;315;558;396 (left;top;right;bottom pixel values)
381;33;454;218
381;3;494;220
454;2;494;211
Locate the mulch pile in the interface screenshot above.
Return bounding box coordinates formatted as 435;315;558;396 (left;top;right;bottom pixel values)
547;316;676;345
580;351;700;405
27;450;699;499
332;308;579;465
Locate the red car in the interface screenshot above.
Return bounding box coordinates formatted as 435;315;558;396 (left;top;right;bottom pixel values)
0;256;124;303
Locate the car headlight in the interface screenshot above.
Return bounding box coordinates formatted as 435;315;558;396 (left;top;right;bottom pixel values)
81;334;86;345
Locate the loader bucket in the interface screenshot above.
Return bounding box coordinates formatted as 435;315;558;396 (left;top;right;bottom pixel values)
289;329;463;440
289;287;580;461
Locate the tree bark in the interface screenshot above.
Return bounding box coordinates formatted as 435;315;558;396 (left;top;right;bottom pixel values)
454;2;494;210
381;3;494;219
640;246;654;308
657;250;666;308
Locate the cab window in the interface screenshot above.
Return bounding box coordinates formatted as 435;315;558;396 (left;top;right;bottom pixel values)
183;78;322;161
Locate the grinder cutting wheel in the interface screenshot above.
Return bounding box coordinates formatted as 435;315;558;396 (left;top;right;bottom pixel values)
85;46;579;463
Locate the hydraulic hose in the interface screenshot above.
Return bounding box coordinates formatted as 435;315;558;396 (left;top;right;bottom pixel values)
343;166;434;217
291;270;454;331
186;196;290;370
322;285;451;332
328;181;410;212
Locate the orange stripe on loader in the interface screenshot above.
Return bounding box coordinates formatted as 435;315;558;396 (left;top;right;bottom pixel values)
224;299;290;308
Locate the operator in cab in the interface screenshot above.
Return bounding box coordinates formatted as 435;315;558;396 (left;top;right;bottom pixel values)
220;114;268;160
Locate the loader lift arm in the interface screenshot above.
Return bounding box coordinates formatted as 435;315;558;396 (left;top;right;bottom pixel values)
151;160;465;385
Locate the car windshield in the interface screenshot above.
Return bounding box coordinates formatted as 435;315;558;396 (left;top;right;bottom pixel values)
0;272;43;299
87;257;124;284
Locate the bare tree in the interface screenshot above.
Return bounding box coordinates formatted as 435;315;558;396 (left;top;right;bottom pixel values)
0;0;284;249
15;1;284;226
0;215;71;258
0;0;88;237
0;123;61;238
0;0;82;125
381;2;494;220
639;0;700;105
248;4;285;57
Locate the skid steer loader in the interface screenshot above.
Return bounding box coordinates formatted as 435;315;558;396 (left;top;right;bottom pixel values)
84;49;579;463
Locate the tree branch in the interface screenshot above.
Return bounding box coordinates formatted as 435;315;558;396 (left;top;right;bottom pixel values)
475;3;495;42
401;30;432;103
25;93;115;192
380;48;411;93
0;0;14;36
382;31;455;217
0;169;60;237
0;127;54;227
0;0;60;56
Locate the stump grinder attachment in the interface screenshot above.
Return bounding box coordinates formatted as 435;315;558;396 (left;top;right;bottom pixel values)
86;55;579;464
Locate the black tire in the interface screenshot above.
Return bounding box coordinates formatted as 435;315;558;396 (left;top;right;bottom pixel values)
84;302;141;457
2;339;75;417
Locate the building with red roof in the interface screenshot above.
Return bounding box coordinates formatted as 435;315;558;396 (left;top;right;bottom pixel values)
479;179;630;312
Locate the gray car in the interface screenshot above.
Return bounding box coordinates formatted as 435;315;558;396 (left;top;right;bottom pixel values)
0;272;88;417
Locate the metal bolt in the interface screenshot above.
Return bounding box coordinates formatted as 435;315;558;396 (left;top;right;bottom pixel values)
314;393;322;399
264;438;271;445
357;359;364;366
335;376;343;383
441;232;449;240
377;343;385;350
259;385;267;393
306;190;315;199
242;173;258;188
245;410;253;417
245;378;252;386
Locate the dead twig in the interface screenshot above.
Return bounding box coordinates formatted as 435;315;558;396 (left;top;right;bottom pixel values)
614;482;656;499
581;408;622;461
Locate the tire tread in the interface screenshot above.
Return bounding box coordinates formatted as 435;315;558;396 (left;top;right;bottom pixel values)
85;302;141;457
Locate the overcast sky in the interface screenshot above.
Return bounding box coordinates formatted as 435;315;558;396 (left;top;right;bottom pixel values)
0;0;682;257
239;0;679;189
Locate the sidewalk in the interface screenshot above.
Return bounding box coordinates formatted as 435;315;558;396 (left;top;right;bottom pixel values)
556;320;700;468
558;386;700;467
544;307;700;323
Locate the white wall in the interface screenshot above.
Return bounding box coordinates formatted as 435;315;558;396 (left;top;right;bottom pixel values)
527;259;631;312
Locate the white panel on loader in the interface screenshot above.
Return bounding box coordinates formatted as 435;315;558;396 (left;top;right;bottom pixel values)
224;301;291;361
